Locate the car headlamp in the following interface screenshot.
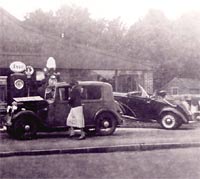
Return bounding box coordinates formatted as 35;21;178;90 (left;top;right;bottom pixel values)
6;105;12;113
11;101;18;112
6;102;17;114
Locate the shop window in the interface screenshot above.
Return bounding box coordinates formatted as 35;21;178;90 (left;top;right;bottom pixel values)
36;71;45;81
0;76;7;103
0;86;7;102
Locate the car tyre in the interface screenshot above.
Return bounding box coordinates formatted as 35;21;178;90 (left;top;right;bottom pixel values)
13;117;37;140
6;126;15;138
160;112;182;129
83;128;96;136
96;112;117;136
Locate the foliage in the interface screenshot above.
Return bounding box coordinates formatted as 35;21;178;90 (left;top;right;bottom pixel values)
22;6;200;89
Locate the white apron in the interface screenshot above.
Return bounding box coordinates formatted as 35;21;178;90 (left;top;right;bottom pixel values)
66;106;85;128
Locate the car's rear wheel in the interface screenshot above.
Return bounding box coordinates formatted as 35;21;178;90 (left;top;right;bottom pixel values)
160;112;182;129
96;112;117;136
13;117;37;140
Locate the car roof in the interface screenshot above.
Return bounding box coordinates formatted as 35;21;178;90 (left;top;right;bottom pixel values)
79;81;109;86
55;81;110;87
54;82;69;87
113;92;128;97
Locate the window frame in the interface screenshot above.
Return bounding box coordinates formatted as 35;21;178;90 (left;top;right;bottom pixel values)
171;87;179;95
57;87;70;102
81;85;102;101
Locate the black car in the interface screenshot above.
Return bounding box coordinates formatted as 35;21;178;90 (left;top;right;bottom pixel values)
5;81;122;139
114;85;193;129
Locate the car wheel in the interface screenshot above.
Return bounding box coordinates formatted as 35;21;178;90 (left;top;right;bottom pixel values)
84;128;96;136
160;113;182;129
13;117;37;140
6;126;15;138
96;112;117;136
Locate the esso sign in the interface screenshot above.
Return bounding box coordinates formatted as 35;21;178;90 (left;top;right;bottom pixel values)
10;61;26;73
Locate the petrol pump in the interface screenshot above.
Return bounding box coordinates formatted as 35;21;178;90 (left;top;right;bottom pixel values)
0;57;60;129
8;57;59;100
8;61;34;104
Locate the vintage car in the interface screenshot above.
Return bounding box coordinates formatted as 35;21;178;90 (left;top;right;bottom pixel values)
113;85;193;129
5;81;122;139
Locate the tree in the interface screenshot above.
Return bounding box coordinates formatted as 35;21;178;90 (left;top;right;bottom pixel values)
95;17;126;53
24;9;57;33
123;9;200;89
22;7;200;89
55;5;93;44
170;12;200;79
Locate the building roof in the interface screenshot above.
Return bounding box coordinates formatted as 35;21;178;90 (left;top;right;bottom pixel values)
162;77;200;89
0;7;152;71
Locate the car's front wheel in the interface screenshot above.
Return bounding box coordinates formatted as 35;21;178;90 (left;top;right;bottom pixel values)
6;126;15;138
96;112;117;136
83;128;96;136
160;112;182;129
13;117;37;140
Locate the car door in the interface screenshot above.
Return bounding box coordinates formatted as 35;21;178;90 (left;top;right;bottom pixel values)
54;86;71;127
127;96;155;119
81;85;103;126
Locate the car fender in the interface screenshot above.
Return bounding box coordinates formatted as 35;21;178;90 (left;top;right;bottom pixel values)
94;108;122;125
12;110;41;124
159;107;188;123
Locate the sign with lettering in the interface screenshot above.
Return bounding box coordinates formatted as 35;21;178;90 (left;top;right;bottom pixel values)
9;61;26;73
25;65;34;76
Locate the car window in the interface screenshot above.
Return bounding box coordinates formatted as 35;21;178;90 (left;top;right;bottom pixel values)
45;87;55;100
58;87;70;101
81;86;101;100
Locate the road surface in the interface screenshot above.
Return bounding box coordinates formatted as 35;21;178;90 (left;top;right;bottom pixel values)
1;148;200;179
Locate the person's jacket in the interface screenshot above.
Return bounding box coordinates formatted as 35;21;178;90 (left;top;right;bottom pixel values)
69;85;82;107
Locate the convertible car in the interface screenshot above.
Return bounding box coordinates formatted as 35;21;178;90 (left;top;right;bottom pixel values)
114;85;193;129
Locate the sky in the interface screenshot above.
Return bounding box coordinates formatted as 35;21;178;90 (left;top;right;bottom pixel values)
0;0;200;25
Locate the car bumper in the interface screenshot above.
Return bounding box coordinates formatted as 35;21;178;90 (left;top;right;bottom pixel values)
4;114;12;127
186;113;199;123
192;112;200;121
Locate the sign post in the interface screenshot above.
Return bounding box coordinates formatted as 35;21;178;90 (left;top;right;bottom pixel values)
25;65;34;96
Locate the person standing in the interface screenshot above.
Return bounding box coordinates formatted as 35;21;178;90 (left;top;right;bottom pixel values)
66;80;86;140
